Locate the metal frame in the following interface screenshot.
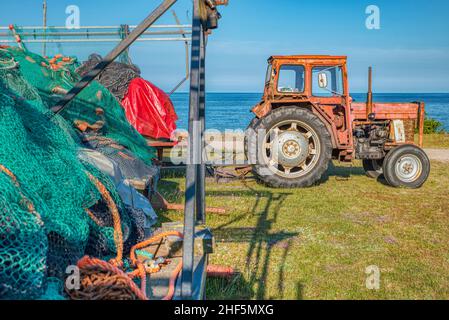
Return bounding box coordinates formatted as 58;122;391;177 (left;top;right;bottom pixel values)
0;22;191;95
1;0;222;299
42;0;47;56
169;11;190;95
0;26;192;43
181;0;205;298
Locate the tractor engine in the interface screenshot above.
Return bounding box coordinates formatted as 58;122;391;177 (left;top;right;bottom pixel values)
353;123;390;160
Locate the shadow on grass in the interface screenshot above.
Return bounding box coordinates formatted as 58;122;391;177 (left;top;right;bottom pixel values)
162;161;367;185
324;161;366;180
211;183;302;300
206;274;254;300
325;161;389;185
160;167;187;179
158;165;315;299
158;164;375;299
157;174;304;299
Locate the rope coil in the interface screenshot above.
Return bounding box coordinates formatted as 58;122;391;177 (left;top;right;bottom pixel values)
0;50;18;70
70;173;184;300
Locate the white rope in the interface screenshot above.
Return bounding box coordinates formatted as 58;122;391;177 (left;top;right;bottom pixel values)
0;49;18;70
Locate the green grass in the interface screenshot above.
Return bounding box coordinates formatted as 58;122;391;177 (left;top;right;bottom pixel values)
157;159;449;300
417;133;449;149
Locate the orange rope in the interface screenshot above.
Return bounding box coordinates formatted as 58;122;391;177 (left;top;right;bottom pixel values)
86;172;123;264
137;262;147;294
130;231;184;266
82;136;112;143
0;164;40;220
117;151;135;161
0;164;18;186
85;208;104;227
128;231;184;299
80;172;184;300
162;261;183;301
0;163;185;300
75;256;148;301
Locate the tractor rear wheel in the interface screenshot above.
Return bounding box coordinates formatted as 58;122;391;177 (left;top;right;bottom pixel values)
363;159;384;179
245;117;260;164
247;117;260;131
248;107;332;188
382;144;430;189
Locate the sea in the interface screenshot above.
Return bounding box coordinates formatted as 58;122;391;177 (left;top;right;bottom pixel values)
171;93;449;132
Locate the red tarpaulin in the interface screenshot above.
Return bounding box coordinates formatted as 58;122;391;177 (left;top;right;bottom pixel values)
121;78;178;140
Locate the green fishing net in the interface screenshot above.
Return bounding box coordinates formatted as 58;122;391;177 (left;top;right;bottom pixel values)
0;46;156;300
4;46;155;162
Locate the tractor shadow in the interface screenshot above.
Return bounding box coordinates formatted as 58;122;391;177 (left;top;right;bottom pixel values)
320;161;366;183
159;163;374;299
210;184;302;300
157;173;303;299
324;162;390;186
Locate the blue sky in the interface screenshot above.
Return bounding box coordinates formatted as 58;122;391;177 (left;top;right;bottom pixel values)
1;0;449;93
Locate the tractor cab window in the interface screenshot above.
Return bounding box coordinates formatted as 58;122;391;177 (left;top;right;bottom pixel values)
277;65;305;93
265;64;273;84
312;66;344;97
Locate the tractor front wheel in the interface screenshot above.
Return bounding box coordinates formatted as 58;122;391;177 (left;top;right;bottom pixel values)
248;107;332;188
382;144;430;189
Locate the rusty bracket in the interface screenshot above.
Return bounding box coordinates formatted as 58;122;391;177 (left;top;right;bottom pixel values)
149;191;227;215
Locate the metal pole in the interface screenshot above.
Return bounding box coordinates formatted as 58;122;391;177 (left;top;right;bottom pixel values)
51;0;178;115
0;30;191;37
0;24;192;30
42;0;47;56
181;0;202;299
169;10;190;95
195;27;206;225
0;38;191;44
119;24;131;64
367;66;373;120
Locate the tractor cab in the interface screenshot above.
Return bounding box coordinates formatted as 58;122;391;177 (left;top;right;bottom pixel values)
264;55;348;100
254;56;352;134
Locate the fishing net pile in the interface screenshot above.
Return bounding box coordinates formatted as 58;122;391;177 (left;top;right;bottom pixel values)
77;53;179;141
0;46;160;300
76;53;141;101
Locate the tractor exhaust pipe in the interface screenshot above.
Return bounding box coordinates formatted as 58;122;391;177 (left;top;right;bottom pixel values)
367;66;374;121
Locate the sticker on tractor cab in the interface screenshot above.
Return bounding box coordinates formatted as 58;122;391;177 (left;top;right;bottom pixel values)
392;120;406;143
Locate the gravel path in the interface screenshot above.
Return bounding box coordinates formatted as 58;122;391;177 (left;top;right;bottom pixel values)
425;149;449;163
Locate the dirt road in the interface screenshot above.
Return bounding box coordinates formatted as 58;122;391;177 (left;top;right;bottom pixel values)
425;149;449;163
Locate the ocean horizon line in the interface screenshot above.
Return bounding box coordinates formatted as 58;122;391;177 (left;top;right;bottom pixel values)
171;92;449;95
170;92;449;131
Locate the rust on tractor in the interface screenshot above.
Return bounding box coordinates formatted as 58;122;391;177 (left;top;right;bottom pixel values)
251;55;425;161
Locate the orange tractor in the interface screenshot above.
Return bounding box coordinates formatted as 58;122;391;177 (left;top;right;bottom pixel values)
246;55;430;189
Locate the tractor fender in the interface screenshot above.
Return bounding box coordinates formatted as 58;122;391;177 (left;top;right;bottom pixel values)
253;102;338;149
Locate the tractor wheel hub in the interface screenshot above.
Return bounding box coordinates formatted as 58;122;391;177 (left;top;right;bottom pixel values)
395;155;422;182
273;131;309;167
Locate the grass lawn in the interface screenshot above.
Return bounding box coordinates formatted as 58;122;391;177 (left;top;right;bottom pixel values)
418;133;449;149
156;137;449;300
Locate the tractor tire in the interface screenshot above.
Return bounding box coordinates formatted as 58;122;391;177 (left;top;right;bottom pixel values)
363;159;384;179
382;144;430;189
248;117;261;131
245;117;261;162
248;107;332;188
